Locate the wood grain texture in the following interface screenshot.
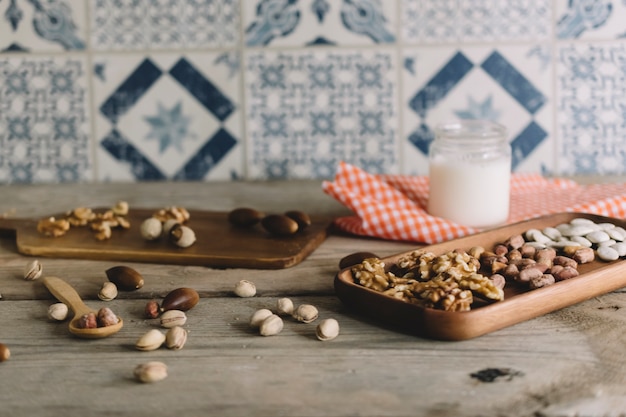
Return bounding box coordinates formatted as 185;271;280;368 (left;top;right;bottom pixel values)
1;179;626;416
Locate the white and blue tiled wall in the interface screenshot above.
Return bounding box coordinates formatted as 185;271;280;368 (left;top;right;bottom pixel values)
1;0;626;183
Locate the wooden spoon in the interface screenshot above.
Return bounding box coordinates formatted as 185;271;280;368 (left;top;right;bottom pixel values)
42;276;123;339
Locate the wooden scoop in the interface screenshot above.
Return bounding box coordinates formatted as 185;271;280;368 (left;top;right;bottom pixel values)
42;276;123;339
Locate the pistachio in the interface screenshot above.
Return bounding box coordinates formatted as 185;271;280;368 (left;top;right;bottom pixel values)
47;303;69;321
23;259;43;281
140;217;162;241
276;298;294;316
165;326;188;350
234;280;256;298
169;224;196;248
285;210;311;231
261;214;299;236
316;318;340;341
228;207;265;227
249;308;273;328
339;252;379;270
145;300;161;319
0;343;10;362
135;329;166;351
160;310;187;328
293;304;319;323
134;361;168;383
105;266;144;291
161;287;199;312
98;281;118;301
259;314;283;336
97;307;119;327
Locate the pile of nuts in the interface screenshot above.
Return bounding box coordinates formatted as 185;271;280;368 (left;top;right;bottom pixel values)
37;201;130;240
75;307;119;329
139;206;196;248
348;217;626;311
228;207;311;237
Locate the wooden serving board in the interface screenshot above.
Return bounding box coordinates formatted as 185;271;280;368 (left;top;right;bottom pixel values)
335;213;626;340
0;208;332;269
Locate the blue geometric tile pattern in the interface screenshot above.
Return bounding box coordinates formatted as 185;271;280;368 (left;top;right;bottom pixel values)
0;0;86;52
0;57;91;183
96;54;240;181
557;0;613;39
557;42;626;174
243;0;396;46
91;0;240;50
405;46;551;173
245;50;398;179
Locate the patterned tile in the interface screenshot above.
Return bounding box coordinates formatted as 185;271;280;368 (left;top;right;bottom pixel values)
401;0;552;43
243;0;396;47
244;49;398;179
0;56;91;183
557;43;626;175
91;0;240;51
401;45;553;176
556;0;625;39
93;52;242;181
0;0;86;52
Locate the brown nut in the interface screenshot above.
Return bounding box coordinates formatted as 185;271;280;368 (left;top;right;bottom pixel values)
261;214;299;236
145;300;161;319
553;266;579;281
0;343;10;362
338;252;379;270
553;256;578;269
228;207;265;227
77;312;97;329
529;273;556;289
96;307;119;327
161;288;199;312
105;266;144;291
504;234;525;250
284;210;311;231
516;266;543;283
572;247;595;264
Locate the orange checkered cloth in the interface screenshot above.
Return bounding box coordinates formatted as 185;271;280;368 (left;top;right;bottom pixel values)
322;161;626;244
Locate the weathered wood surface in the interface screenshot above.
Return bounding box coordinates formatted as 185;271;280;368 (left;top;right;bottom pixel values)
1;179;626;417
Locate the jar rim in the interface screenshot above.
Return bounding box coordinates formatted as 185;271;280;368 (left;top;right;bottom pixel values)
435;120;507;141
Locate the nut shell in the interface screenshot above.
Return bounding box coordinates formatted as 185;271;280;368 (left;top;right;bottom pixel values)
276;298;294;316
140;217;163;240
261;214;299;236
293;304;319;323
250;309;273;328
47;303;69;321
228;207;264;227
24;260;43;281
134;361;168;383
165;326;188;350
169;224;196;248
259;314;283;336
160;310;187;328
316;318;340;341
98;281;118;301
135;329;166;351
161;287;199;312
234;280;256;298
105;266;144;291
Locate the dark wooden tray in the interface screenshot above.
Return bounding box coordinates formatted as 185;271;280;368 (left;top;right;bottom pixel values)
0;208;331;269
334;213;626;340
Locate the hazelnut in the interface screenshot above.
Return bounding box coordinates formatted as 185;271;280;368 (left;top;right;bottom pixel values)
0;343;10;362
145;300;161;319
316;318;340;341
77;312;97;329
234;280;256;298
259;314;283;336
160;310;187;328
96;307;119;327
134;361;168;383
47;303;69;321
135;329;166;351
140;217;162;241
24;259;43;281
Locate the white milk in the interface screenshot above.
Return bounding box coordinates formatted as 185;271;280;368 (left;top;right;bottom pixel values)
428;152;511;228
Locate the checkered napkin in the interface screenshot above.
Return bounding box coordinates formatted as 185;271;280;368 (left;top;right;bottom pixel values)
322;161;626;244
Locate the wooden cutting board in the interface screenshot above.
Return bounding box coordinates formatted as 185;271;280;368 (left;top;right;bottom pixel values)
0;208;332;269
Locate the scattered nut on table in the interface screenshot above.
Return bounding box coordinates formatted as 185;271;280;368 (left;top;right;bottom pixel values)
140;217;163;241
169;224;196;248
145;300;162;319
47;303;69;321
234;280;256;298
316;318;340;341
105;266;144;291
161;287;199;312
276;298;294;316
250;309;273;328
160;310;187;328
136;329;166;351
98;282;118;301
23;260;42;281
134;361;168;383
259;314;283;336
0;343;10;362
293;304;319;323
165;326;188;350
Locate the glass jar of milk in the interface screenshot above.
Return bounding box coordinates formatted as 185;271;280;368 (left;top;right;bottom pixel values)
427;120;511;228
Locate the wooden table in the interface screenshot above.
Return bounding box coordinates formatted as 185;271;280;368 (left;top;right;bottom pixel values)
1;180;626;417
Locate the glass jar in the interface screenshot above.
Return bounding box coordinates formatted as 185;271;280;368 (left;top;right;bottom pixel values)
427;120;511;228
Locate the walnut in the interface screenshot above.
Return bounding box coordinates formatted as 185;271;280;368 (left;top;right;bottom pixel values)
351;258;391;292
66;207;96;226
457;273;504;301
152;206;190;223
36;217;70;237
410;279;473;312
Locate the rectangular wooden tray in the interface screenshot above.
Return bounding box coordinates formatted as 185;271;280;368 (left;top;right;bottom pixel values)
334;213;626;340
